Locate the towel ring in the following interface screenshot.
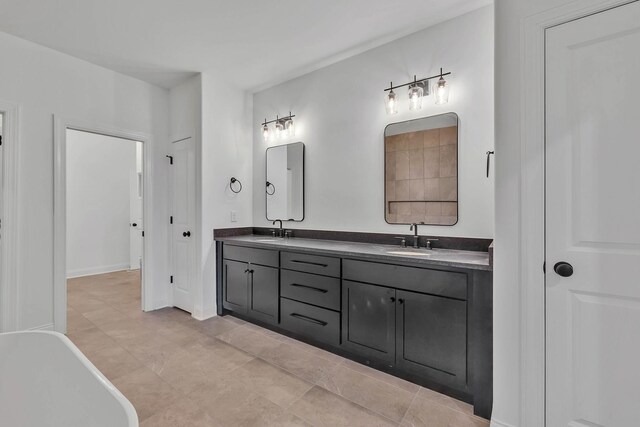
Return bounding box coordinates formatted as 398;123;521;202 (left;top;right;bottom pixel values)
266;181;276;196
230;177;242;194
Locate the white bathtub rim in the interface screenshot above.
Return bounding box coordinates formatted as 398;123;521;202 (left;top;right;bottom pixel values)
0;330;138;426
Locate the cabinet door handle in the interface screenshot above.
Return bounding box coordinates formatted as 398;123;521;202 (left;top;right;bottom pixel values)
244;269;254;274
290;313;328;326
398;298;405;304
290;283;328;293
290;260;329;268
390;297;396;302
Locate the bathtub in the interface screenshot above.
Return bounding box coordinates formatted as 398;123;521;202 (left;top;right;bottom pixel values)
0;331;138;427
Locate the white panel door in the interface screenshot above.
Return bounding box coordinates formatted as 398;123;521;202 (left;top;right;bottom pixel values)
546;3;640;426
171;138;195;313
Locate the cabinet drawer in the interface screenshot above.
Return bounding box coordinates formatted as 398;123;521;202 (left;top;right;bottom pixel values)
343;259;467;300
281;270;340;310
224;244;279;267
280;298;340;346
281;252;341;277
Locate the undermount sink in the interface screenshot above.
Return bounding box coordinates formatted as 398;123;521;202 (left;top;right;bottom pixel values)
386;250;432;256
254;237;281;242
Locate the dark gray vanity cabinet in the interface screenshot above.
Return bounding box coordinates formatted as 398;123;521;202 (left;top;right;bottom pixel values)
342;280;396;364
342;259;469;390
279;251;342;346
216;240;493;420
222;259;249;313
222;245;279;324
395;290;467;389
342;279;467;389
247;264;279;324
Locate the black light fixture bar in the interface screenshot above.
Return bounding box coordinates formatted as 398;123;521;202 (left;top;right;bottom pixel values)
383;68;451;92
261;112;296;126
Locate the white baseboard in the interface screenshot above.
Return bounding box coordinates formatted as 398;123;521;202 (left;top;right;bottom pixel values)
491;419;517;427
67;263;130;279
29;323;54;331
143;300;169;312
192;306;217;321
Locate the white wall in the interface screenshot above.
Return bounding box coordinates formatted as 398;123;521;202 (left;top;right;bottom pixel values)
168;73;253;320
201;74;253;318
0;31;170;331
252;6;494;238
66;130;136;278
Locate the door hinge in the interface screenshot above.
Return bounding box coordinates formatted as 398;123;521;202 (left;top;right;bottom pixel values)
0;135;3;146
170;275;173;284
166;155;173;165
543;262;546;273
170;216;173;224
142;231;145;237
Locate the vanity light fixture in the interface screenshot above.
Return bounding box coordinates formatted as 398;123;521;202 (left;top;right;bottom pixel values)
385;83;399;115
434;68;450;105
383;68;451;114
407;75;426;111
259;112;296;141
284;115;295;136
274;115;284;139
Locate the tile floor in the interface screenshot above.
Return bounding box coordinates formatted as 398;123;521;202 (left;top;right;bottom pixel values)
66;270;489;426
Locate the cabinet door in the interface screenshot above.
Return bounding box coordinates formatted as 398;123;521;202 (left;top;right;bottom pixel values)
248;264;279;324
396;290;467;389
342;280;396;364
223;259;248;313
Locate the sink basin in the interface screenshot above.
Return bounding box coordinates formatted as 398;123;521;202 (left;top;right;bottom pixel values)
386;250;432;257
254;237;281;242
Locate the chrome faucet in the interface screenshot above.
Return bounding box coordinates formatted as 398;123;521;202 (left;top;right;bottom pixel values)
409;222;425;248
272;219;283;237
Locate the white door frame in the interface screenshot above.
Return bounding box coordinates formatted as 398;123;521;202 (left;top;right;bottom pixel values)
519;1;635;425
53;116;154;333
0;101;20;332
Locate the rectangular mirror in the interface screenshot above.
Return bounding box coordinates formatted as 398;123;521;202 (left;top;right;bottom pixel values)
266;142;305;221
385;113;458;225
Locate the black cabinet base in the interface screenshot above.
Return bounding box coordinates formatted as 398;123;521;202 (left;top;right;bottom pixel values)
218;308;491;420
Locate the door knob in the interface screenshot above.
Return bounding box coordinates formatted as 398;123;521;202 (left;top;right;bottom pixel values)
554;262;573;277
183;231;191;237
132;223;137;227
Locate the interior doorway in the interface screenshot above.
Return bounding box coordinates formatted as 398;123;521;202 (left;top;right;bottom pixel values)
64;128;146;330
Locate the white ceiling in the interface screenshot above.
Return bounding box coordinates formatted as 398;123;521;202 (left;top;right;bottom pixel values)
0;0;491;91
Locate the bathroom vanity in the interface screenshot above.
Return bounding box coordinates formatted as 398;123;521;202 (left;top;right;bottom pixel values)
214;233;493;419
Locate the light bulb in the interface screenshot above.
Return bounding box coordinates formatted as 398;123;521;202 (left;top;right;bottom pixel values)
285;118;295;136
434;76;449;105
408;84;424;111
275;120;284;138
385;88;398;115
262;123;270;141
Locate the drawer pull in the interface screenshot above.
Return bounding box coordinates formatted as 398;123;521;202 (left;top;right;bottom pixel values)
290;283;328;293
290;260;329;268
290;313;328;326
